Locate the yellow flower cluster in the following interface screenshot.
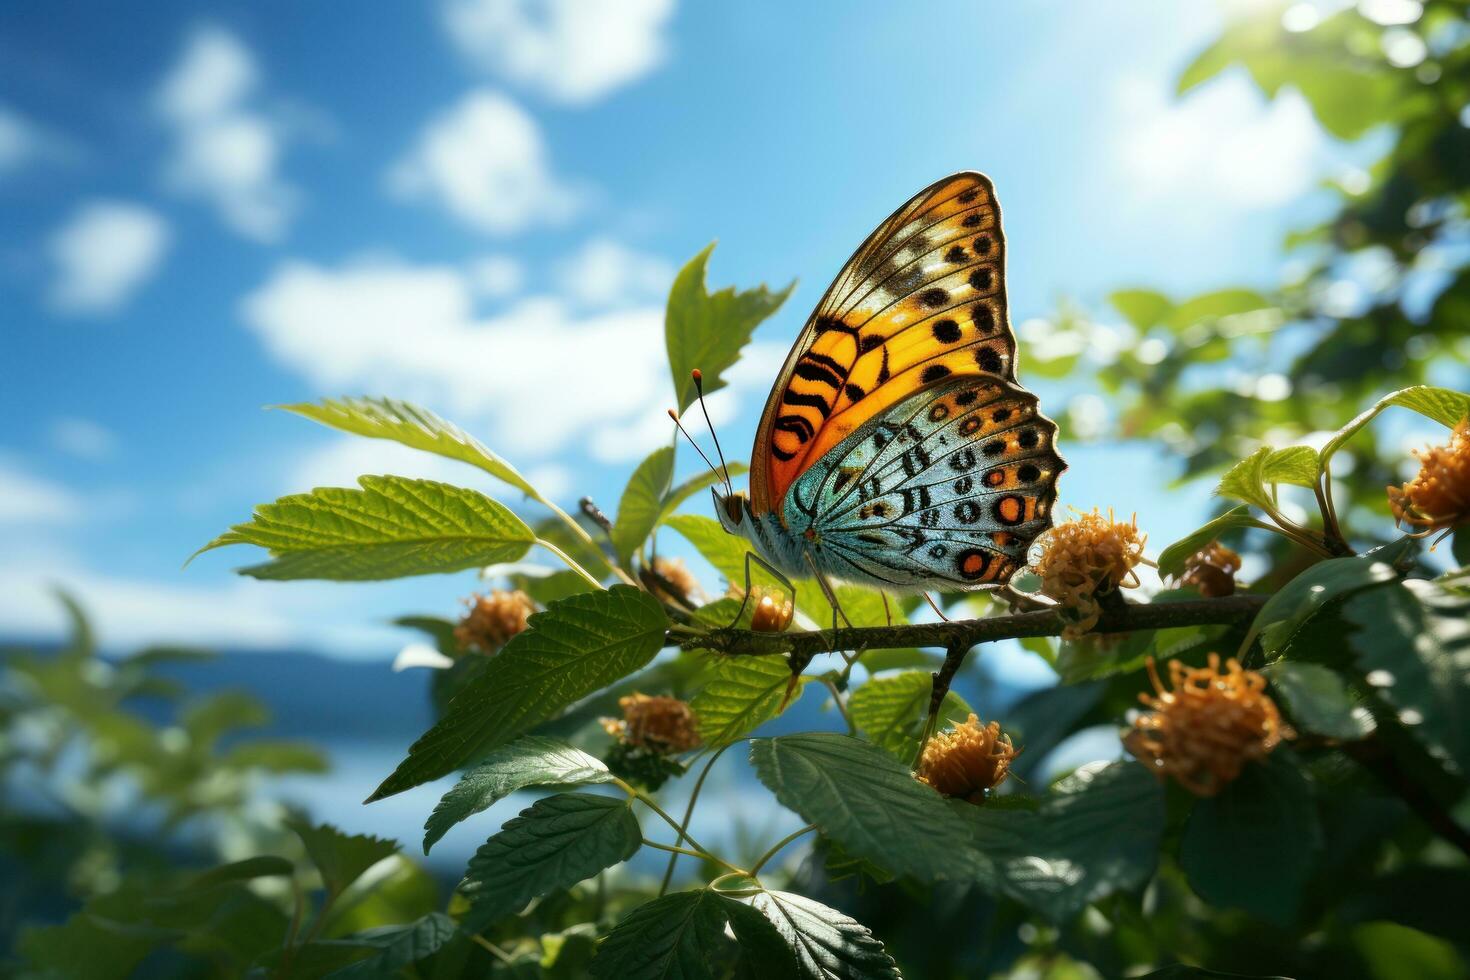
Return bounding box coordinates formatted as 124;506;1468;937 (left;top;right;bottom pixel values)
916;714;1019;804
602;693;702;754
1388;417;1470;538
1124;655;1290;797
454;589;536;653
1032;509;1147;637
1179;541;1242;598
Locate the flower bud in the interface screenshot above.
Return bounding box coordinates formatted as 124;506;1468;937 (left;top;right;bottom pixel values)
1178;541;1242;598
1124;654;1291;797
454;589;536;653
916;714;1019;803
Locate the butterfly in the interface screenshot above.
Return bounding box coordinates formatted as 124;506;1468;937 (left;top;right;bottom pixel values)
709;172;1066;613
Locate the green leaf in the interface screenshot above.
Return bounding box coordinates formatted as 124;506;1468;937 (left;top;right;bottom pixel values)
1215;448;1273;511
1138;969;1293;979
691;654;804;746
848;671;971;759
1179;754;1322;925
461;793;641;928
1164;288;1271;330
279;396;544;502
220;740;330;774
1250;538;1415;661
323;913;458;979
1353;921;1465;980
53;589;96;660
186;856;297;891
1265;661;1373;741
666;243;794;413
750;733;984;881
741;890;900;979
612;447;675;566
196;476;536;581
423;736;614;853
1157;507;1261;580
288;820;399;896
1109;289;1173;331
964;761;1165;923
18;913;161;980
661;461;749;520
719;895;802;974
1321;386;1470;469
1344;578;1470;777
369;586;668;801
1262;445;1320;488
589;889;731;979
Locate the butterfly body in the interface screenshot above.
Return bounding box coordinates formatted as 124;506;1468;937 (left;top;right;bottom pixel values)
716;172;1065;596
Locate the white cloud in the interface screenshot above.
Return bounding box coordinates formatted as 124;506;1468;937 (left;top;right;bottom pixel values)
466;254;525;298
0;104;77;176
388;89;578;236
46;200;171;315
440;0;675;104
1113;72;1326;210
288;436;492;494
555;238;672;307
49;417;118;460
0;552;401;654
241;251;775;465
155;25;299;241
0;459;83;524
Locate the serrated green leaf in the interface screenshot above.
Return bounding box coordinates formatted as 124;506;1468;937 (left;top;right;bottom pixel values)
1180;754;1321;925
1262;445;1320;488
323;913;458;979
423;736;613;853
1321;386;1470;469
220;741;329;774
369;586;667;801
1265;661;1373;741
741;890;899;980
1157;507;1262;580
18;913;162;980
589;890;731;979
613;447;675;566
963;761;1165;923
53;588;96;660
197;476;535;581
461;793;641;929
750;733;983;882
1110;289;1173;331
691;654;804;746
1250;538;1415;661
1344;578;1470;777
287;820;399;896
666;243;794;413
848;671;970;759
279;396;544;501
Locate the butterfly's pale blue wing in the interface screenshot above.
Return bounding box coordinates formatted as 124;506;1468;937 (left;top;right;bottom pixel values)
786;376;1064;590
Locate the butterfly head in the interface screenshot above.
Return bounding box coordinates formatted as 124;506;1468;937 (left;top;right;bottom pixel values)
712;487;753;536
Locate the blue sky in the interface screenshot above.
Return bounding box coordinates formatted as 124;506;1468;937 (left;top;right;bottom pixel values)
1;0;1356;657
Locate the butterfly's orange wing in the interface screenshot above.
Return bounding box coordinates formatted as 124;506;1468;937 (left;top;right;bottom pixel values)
749;173;1017;516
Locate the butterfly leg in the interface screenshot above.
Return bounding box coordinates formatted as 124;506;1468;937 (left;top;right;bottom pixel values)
922;592;951;623
730;550;797;630
881;591;893;628
912;641;973;769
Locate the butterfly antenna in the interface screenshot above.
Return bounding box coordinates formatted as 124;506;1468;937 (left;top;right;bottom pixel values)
691;369;732;493
667;408;727;491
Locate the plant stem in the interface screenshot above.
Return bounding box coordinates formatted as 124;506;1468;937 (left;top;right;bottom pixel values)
540;500;639;587
823;677;857;735
616;779;741;874
657;743;734;896
680;594;1268;659
748;824;818;877
641;840;712;861
468;934;515;965
534;538;605;589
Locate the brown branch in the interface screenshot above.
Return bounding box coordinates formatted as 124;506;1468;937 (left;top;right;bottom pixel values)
679;594;1269;657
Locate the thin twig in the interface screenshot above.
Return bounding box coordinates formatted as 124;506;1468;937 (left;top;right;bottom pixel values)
680;594;1268;659
748;824;818;877
657;744;735;896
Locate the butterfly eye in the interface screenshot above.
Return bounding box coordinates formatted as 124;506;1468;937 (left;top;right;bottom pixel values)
724;493;747;524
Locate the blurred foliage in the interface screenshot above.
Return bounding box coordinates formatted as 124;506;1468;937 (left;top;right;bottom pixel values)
9;3;1470;978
